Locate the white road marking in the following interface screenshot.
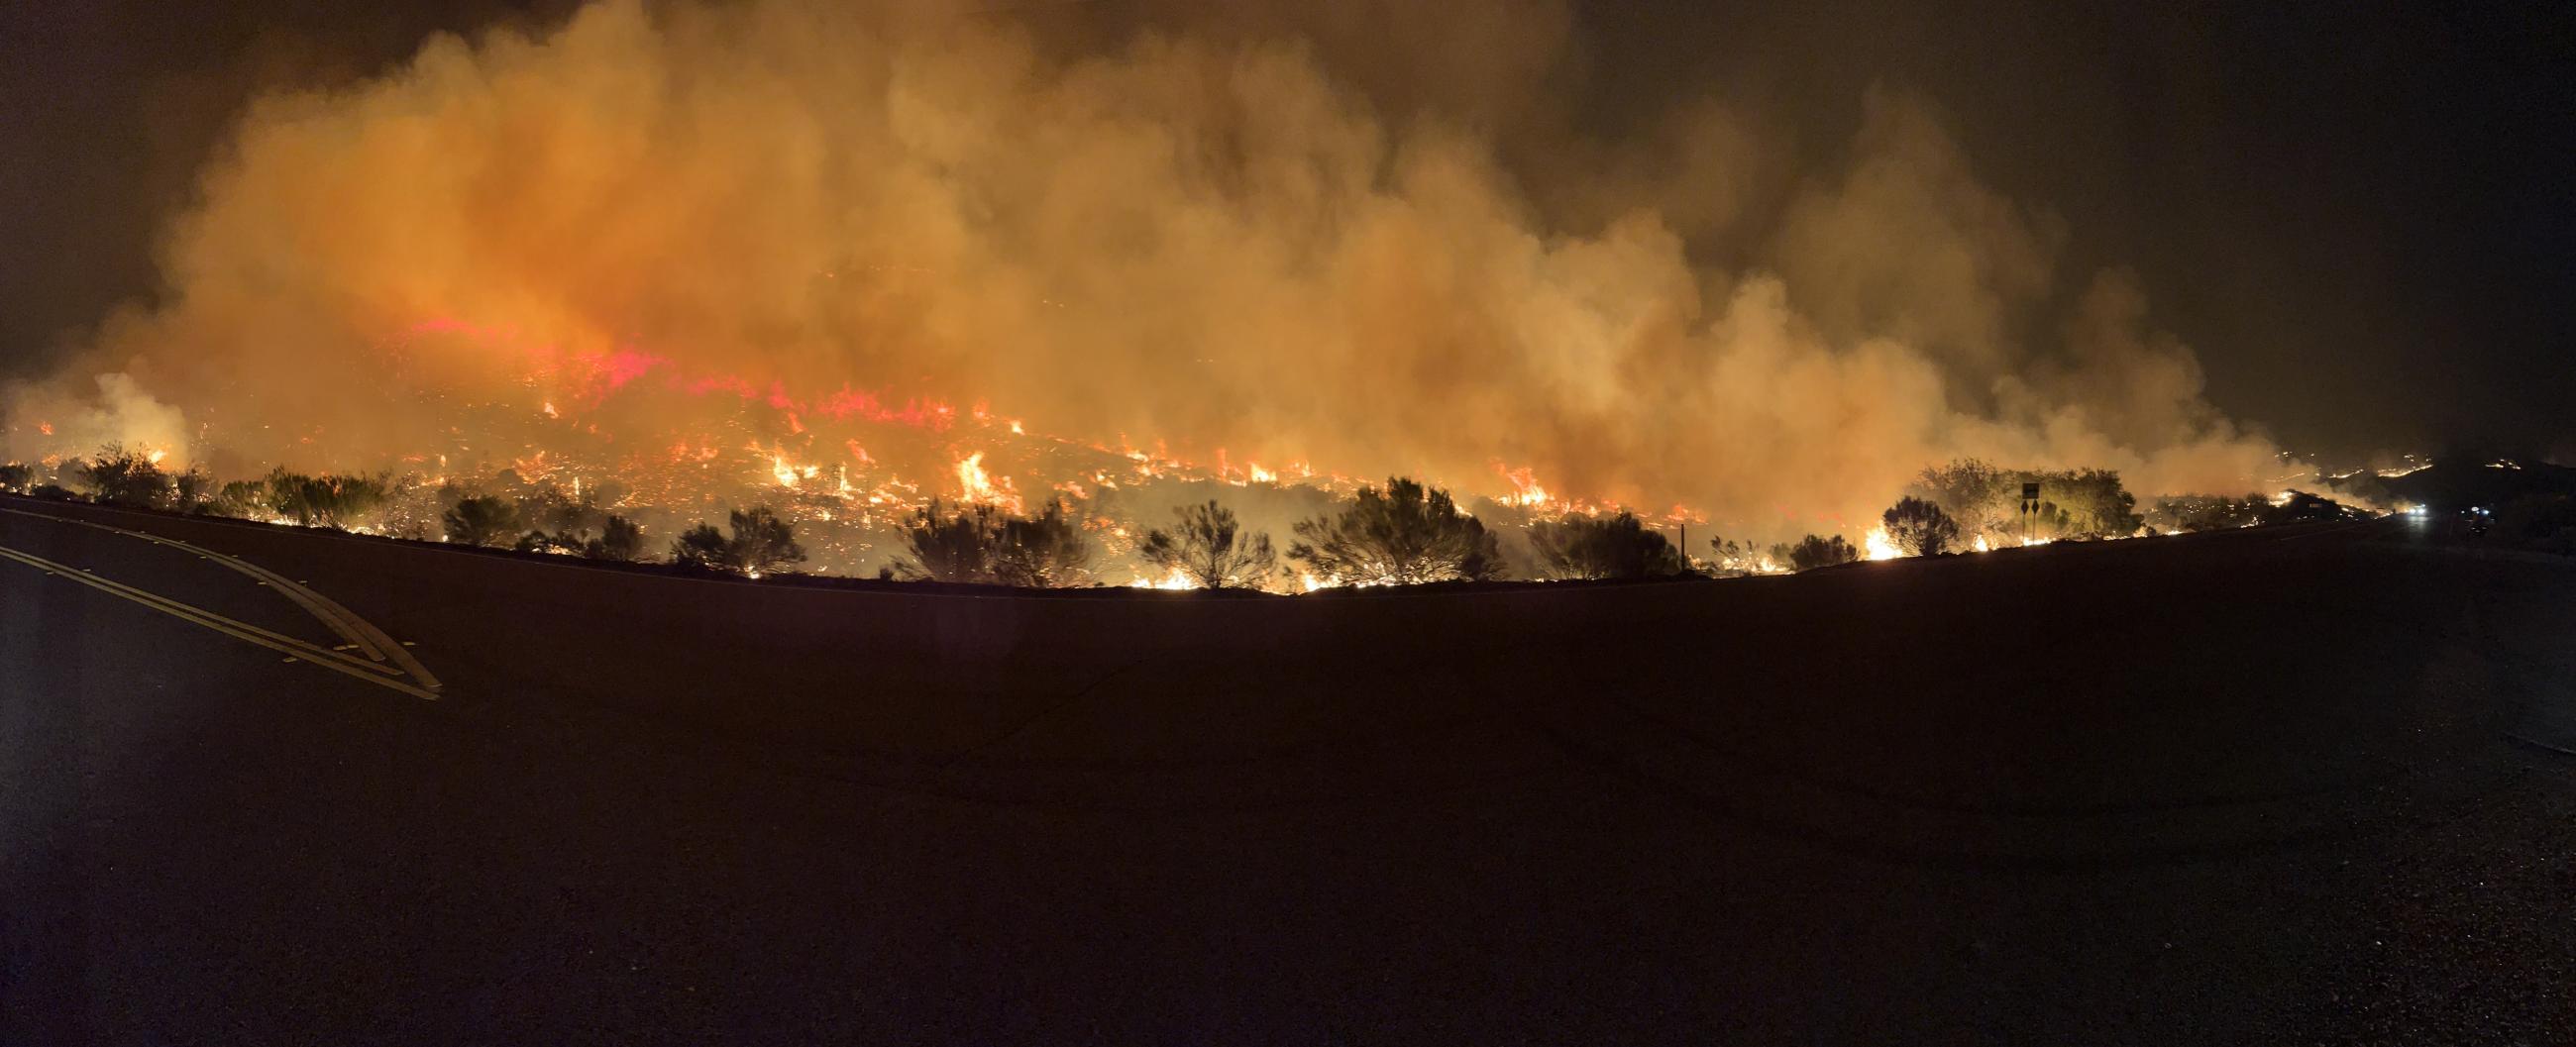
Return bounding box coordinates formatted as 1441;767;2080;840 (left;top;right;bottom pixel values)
0;542;441;701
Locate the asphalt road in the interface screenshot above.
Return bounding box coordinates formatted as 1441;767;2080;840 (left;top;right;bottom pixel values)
4;496;2572;1045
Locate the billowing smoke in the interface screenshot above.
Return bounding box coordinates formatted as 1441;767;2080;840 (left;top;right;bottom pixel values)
0;0;2279;539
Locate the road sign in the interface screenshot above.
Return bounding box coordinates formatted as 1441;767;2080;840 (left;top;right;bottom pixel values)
2021;481;2042;515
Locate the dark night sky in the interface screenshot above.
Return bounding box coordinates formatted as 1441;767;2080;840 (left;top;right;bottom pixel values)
3;1;2569;461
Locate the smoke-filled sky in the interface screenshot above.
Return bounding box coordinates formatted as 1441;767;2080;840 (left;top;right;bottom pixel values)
3;0;2570;526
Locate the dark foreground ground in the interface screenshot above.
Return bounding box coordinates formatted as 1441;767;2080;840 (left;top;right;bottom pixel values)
4;496;2572;1045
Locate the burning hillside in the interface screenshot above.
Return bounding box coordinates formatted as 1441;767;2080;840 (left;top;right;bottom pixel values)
1;0;2287;574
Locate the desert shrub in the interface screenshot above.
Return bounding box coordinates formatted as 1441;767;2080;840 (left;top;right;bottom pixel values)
1787;534;1859;571
1137;499;1275;588
1527;512;1684;579
1289;477;1504;585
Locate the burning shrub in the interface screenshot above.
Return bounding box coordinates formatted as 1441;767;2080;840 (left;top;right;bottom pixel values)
2258;491;2364;525
1704;535;1777;576
1138;499;1276;589
514;530;585;555
0;463;31;493
268;470;388;529
1527;512;1684;580
1290;476;1504;585
2154;493;2268;532
1787;534;1860;571
172;468;218;513
79;446;174;510
670;507;806;576
442;495;524;548
213;478;269;518
1879;496;1961;556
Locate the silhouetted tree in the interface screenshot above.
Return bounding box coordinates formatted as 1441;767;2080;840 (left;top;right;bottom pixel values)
268;471;388;528
886;499;1007;582
725;507;806;576
1290;476;1505;585
80;446;173;509
670;523;731;571
1787;534;1859;572
1138;499;1276;588
512;479;616;536
1527;512;1685;579
585;515;644;562
1880;496;1961;556
669;507;805;575
993;499;1094;587
0;463;32;493
443;494;523;547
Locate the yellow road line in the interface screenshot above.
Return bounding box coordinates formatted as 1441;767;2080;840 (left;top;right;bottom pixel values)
0;543;439;701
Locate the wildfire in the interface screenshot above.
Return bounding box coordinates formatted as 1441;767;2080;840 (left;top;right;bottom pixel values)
1973;534;1992;553
770;453;819;488
1497;465;1552;509
954;451;1022;512
1127;567;1200;590
1864;526;1902;561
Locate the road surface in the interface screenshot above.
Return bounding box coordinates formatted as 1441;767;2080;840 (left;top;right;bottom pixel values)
4;496;2572;1044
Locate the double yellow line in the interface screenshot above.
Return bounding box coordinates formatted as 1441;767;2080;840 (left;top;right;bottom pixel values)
0;511;441;701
